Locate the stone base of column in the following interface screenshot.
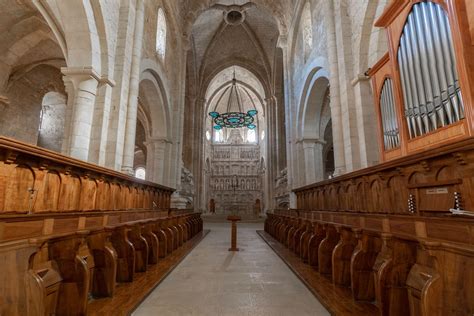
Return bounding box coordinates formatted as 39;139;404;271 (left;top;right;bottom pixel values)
121;165;134;176
170;192;191;209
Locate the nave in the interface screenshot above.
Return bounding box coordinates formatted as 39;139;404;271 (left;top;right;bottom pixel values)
134;222;329;316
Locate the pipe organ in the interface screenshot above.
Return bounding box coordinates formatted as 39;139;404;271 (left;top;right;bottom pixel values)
380;78;400;150
369;0;474;161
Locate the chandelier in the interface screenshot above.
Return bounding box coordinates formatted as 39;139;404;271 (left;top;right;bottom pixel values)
209;73;258;130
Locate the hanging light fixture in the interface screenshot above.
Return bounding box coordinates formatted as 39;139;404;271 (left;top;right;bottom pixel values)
209;71;258;130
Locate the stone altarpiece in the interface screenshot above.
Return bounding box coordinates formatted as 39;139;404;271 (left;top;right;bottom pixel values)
207;130;263;215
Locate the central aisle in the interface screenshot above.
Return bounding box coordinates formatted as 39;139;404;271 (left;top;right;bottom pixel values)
133;222;329;316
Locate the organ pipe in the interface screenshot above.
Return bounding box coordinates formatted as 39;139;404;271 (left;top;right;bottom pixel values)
398;2;464;138
380;78;400;150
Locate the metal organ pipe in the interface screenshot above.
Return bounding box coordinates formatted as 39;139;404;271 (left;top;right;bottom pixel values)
387;82;400;148
380;79;400;150
398;45;416;138
397;1;464;138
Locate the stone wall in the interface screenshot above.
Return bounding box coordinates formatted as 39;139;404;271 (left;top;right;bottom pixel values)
0;65;65;146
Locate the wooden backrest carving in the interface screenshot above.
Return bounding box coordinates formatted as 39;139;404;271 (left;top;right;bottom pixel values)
295;139;474;216
0;137;174;213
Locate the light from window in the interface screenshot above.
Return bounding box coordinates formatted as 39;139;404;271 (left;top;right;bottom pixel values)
214;129;224;142
135;167;146;180
206;130;211;140
261;130;265;140
247;129;256;143
156;8;167;59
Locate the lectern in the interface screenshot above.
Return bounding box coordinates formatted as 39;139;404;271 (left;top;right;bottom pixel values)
227;215;241;251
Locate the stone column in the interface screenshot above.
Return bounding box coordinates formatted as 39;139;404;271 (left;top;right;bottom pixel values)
145;138;168;184
88;78;115;166
61;67;100;161
302;139;325;185
121;0;145;175
61;76;75;155
352;75;379;167
303;141;317;184
264;96;278;211
324;0;346;176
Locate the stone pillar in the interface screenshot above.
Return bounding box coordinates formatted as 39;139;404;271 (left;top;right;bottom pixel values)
324;1;346;176
88;78;115;166
194;98;206;211
265;96;278;211
302;139;325;185
61;76;75;156
104;0;138;171
61;67;100;161
145;138;168;184
122;0;145;175
352;75;379;167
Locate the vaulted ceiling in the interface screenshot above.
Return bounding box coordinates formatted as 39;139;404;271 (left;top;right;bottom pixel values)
183;0;289;92
0;0;65;91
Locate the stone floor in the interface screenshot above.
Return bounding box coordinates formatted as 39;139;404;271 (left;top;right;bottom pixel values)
133;222;329;316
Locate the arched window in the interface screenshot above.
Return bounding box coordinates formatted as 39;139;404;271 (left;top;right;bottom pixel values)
156;8;167;59
206;130;211;141
214;129;224;143
247;129;256;143
302;2;313;58
135;167;146;180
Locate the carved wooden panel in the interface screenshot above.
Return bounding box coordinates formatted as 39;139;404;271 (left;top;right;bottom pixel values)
0;137;174;214
295;139;474;216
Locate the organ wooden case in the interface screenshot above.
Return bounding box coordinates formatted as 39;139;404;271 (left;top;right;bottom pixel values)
368;0;474;161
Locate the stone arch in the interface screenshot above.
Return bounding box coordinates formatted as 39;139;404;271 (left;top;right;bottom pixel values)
299;69;329;139
204;65;267;142
44;0;103;72
366;0;390;68
138;62;172;184
297;67;331;185
201;58;271;100
139;69;171;140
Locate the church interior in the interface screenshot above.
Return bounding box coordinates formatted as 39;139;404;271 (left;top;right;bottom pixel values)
0;0;474;315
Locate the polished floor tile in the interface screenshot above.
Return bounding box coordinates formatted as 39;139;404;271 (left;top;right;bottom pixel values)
133;222;329;316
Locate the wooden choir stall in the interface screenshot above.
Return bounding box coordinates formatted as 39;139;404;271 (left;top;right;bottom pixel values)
0;137;203;316
263;1;474;315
